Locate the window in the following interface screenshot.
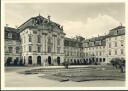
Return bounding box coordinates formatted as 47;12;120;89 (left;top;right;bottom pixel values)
86;53;88;56
48;46;51;53
8;33;12;38
29;36;32;42
109;43;111;48
29;46;32;52
115;42;117;47
99;52;102;56
115;50;117;55
48;38;51;45
37;35;41;43
57;47;60;54
8;47;13;53
109;50;111;55
37;46;41;53
67;51;69;56
57;38;60;45
16;47;19;53
96;51;98;56
121;40;124;46
121;49;124;55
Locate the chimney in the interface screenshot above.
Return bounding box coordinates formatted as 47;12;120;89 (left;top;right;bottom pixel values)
15;25;18;29
47;15;51;22
6;24;8;27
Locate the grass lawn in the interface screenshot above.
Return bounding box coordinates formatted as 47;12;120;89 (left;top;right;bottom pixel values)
23;65;125;82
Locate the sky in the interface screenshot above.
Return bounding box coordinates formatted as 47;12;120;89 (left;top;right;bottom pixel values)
5;3;125;38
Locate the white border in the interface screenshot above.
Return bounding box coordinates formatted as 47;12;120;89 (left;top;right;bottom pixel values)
1;0;128;90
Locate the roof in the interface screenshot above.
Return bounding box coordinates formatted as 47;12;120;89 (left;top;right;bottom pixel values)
17;15;64;34
84;35;106;43
64;37;83;47
106;26;125;38
5;27;20;41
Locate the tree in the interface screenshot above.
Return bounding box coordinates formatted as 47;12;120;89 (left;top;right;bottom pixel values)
110;58;125;73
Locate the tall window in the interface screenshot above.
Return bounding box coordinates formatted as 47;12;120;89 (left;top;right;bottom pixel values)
29;35;32;42
29;46;32;52
121;40;124;46
8;47;13;53
37;35;41;43
115;50;117;55
8;33;12;38
109;43;111;48
37;46;41;53
48;46;51;53
121;49;124;55
99;52;102;56
48;38;51;44
57;38;60;46
57;47;60;54
109;50;111;55
16;47;19;53
115;42;117;47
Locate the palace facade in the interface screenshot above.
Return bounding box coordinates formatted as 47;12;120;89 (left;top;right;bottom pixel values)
4;15;125;66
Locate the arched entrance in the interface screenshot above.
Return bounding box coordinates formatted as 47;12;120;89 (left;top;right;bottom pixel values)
19;58;23;66
6;57;12;66
48;56;51;65
57;57;60;65
28;56;32;64
37;56;41;65
74;59;77;65
77;59;80;65
14;57;19;66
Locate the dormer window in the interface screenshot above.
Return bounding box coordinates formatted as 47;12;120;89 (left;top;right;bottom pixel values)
8;33;12;38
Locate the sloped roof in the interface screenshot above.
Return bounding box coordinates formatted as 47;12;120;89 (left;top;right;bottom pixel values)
5;27;20;41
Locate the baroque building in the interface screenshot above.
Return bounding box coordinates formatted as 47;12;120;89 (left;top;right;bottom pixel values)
18;15;65;66
4;15;125;66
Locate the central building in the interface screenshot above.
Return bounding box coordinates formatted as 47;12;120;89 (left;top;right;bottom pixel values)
18;15;65;66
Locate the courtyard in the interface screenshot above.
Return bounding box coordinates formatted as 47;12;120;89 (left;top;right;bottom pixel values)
5;65;125;87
